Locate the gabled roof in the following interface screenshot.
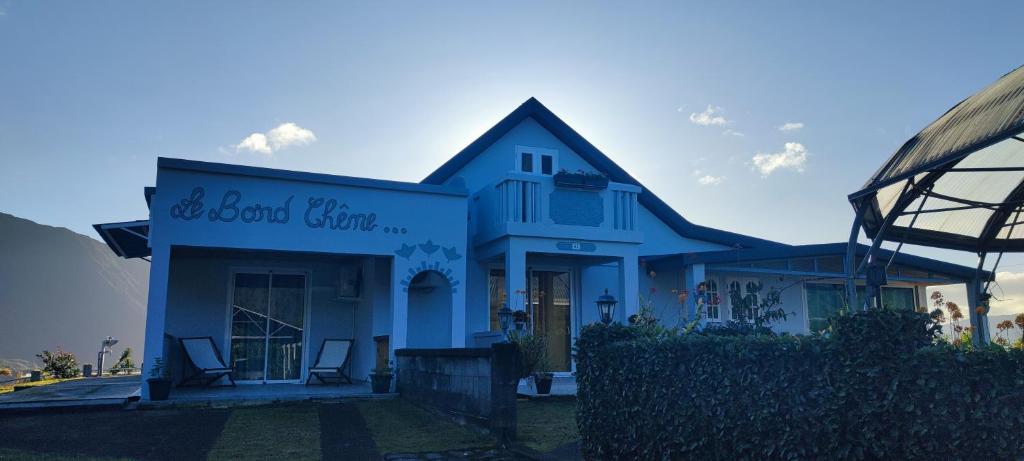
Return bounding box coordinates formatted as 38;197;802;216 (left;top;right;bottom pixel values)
644;242;988;281
422;97;784;249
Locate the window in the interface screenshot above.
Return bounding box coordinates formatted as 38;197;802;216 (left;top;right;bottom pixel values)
727;279;760;321
881;287;916;311
515;146;557;175
488;269;506;332
520;152;534;173
806;283;846;333
804;284;912;332
704;279;722;321
541;155;553;175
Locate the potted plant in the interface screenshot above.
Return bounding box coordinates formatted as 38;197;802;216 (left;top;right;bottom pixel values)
533;362;554;395
509;331;552;395
147;357;172;401
370;361;393;394
553;169;609;190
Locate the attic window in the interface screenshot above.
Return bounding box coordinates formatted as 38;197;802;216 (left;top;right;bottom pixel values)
521;152;534;173
516;146;557;175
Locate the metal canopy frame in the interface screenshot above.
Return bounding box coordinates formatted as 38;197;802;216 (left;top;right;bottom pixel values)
846;65;1024;346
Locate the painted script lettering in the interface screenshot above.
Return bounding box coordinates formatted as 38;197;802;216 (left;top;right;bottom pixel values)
169;187;205;220
168;186;381;233
304;197;378;231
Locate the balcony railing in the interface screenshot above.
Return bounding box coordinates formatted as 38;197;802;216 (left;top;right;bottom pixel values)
473;173;642;244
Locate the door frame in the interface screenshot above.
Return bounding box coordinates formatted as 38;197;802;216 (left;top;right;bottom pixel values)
526;264;578;376
225;266;313;384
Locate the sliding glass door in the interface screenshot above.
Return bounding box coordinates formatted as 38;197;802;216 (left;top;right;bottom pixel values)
230;271;306;383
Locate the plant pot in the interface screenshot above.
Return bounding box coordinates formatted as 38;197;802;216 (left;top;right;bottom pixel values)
371;374;392;393
533;373;553;395
147;378;172;401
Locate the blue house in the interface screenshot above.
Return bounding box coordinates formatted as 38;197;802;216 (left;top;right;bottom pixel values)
95;98;983;399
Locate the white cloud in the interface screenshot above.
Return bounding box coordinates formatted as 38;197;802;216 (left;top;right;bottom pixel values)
234;122;316;155
778;122;804;132
267;122;316;150
689;105;729;126
988;271;1024;316
722;129;745;137
236;133;271;155
752;142;808;176
697;175;724;186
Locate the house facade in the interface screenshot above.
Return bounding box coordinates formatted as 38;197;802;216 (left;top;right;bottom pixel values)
95;99;982;399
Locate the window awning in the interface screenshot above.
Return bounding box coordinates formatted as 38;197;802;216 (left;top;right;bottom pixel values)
848;65;1024;252
93;220;150;259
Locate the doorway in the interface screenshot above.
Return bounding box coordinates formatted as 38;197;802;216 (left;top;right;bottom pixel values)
228;271;307;383
529;270;572;372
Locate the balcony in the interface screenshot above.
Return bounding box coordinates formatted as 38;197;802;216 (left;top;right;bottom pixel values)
472;173;643;246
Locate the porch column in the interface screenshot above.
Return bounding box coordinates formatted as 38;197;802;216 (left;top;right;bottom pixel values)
391;259;409;352
618;256;639;322
684;263;706;323
141;244;171;400
966;279;989;346
504;242;526;311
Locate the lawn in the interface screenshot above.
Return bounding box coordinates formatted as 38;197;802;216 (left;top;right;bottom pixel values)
0;377;81;395
516;398;579;453
355;398;494;453
0;397;579;460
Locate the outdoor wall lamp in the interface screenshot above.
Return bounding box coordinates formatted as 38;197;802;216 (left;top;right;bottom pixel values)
596;289;618;325
497;303;513;339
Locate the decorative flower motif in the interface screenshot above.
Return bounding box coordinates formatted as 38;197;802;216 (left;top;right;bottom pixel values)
418;239;440;255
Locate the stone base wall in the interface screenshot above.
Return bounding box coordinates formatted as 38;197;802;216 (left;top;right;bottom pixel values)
395;344;518;444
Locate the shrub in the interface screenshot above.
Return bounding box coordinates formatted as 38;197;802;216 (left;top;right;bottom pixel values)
575;310;1024;460
36;347;80;379
110;348;135;375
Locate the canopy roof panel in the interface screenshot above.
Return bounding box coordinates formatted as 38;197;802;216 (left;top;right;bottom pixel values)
849;65;1024;252
93;220;150;259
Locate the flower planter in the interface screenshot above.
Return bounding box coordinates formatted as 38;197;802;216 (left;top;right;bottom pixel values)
370;374;393;393
147;378;172;401
553;172;608;190
533;373;553;395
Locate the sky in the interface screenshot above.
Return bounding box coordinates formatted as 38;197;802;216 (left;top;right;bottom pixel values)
2;1;1024;314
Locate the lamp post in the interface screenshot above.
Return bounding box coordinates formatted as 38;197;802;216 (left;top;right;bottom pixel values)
596;289;618;325
497;303;513;341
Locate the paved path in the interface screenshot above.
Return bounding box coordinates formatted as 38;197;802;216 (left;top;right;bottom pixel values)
0;375;140;411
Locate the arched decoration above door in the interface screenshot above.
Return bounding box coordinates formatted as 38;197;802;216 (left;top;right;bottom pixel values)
394;239;462;293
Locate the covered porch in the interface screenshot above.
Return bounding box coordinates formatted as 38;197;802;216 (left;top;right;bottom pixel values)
156;247;398;393
470;236;640;374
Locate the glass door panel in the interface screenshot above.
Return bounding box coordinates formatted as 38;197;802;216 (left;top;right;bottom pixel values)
230;273;270;381
530;271;572;372
230;272;306;383
267;273;305;381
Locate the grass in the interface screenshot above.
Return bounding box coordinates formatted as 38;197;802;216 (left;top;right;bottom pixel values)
207;404;321;461
0;377;81;395
355;398;494;453
517;398;579;453
0;448;129;460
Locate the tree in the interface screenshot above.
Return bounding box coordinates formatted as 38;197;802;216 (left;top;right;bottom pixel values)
36;347;79;379
110;348;135;375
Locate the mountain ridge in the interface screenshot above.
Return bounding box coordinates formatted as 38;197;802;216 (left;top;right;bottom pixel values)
0;212;148;373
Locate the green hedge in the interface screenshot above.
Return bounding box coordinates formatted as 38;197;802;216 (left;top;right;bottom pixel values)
575;310;1024;460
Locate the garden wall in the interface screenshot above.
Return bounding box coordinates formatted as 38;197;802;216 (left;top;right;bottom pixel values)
395;344;518;442
576;311;1024;460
